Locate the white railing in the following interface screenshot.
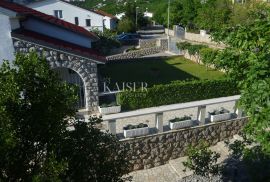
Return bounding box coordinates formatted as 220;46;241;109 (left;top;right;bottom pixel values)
102;95;243;135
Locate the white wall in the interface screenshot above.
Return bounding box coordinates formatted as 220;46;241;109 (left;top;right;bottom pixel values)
103;17;117;30
23;17;92;48
27;0;104;32
0;14;15;64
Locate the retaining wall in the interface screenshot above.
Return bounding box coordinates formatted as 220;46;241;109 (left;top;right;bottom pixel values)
121;117;248;171
107;39;168;61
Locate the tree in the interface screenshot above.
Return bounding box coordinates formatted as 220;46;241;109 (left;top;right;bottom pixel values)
0;52;130;181
117;17;136;33
183;142;221;177
195;0;231;31
61;116;131;182
212;2;270;151
0;52;77;180
92;29;121;55
180;0;202;30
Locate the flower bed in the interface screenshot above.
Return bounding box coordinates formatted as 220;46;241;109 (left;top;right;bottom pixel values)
98;102;121;115
169;116;194;130
208;108;232;122
123;123;149;138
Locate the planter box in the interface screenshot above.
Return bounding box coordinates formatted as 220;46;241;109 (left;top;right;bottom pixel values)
169;120;194;130
200;30;207;37
98;105;121;115
209;113;232;122
124;127;149;138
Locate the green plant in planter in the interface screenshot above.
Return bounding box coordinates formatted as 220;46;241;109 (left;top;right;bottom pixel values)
123;123;148;130
169;115;192;123
100;102;119;108
209;107;229;115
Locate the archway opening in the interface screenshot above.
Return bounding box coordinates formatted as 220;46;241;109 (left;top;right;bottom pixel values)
54;67;86;109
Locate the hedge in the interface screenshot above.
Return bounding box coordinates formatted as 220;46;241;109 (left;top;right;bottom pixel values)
116;79;239;111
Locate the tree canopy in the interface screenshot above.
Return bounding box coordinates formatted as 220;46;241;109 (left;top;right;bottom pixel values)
0;52;130;181
211;3;270;152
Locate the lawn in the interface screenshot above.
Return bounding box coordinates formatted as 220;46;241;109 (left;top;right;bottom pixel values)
99;56;225;87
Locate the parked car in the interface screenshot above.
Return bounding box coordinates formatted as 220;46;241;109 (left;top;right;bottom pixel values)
116;33;141;45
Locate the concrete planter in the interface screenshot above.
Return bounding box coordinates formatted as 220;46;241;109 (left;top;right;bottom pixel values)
169;120;194;130
200;30;207;37
124;127;149;138
209;113;232;122
98;105;121;115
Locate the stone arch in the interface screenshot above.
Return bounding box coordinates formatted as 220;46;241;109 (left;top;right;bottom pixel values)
48;57;99;113
53;67;86;109
12;39;99;113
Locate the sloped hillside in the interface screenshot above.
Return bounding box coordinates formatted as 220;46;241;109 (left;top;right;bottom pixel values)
73;0;168;24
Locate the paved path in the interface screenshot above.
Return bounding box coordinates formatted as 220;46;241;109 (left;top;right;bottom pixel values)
128;136;239;182
143;51;175;58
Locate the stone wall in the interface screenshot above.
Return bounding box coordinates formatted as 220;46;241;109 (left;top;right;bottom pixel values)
184;32;225;48
107;39;168;61
121;117;248;171
12;38;99;112
139;39;157;49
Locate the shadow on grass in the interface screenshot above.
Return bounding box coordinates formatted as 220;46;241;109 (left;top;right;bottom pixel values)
98;57;199;88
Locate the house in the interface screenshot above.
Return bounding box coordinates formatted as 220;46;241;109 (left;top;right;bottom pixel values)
0;0;106;112
93;9;118;30
26;0;117;31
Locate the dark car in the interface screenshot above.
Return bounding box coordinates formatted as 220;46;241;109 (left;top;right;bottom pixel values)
116;33;141;45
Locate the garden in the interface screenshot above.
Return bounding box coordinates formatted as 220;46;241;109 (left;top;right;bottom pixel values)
99;56;224;87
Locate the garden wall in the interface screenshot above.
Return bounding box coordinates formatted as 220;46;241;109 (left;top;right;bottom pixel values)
139;39;157;49
107;39;168;61
121;117;248;171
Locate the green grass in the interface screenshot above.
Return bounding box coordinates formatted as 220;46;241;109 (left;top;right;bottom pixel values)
99;56;225;87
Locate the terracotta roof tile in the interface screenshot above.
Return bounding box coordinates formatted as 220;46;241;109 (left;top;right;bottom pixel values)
93;9;117;19
0;0;99;40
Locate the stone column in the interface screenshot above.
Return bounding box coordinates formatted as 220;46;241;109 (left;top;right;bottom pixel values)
107;119;116;135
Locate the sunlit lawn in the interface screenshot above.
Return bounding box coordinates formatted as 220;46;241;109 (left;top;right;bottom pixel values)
99;56;225;87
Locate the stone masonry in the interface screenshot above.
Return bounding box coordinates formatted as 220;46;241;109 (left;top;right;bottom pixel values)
107;39;168;61
121;117;248;171
12;37;99;112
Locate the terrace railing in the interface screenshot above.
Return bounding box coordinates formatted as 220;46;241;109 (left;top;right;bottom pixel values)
102;95;243;136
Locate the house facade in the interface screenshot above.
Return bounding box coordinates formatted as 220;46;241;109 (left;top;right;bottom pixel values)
26;0;117;31
0;0;106;113
93;9;117;30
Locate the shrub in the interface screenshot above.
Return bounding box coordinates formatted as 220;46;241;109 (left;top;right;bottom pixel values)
117;79;239;111
177;42;207;56
117;18;136;33
208;107;230;115
183;142;221;177
123;123;148;130
200;48;219;69
169;116;192;123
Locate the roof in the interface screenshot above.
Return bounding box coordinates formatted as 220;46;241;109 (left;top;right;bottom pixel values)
0;0;99;40
27;0;117;19
12;29;106;63
93;9;117;19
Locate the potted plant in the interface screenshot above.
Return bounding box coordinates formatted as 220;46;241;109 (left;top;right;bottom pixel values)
123;123;149;138
169;115;194;130
208;108;232;122
98;102;121;115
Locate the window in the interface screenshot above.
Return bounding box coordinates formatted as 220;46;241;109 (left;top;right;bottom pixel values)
75;17;79;25
54;10;63;19
85;19;91;27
